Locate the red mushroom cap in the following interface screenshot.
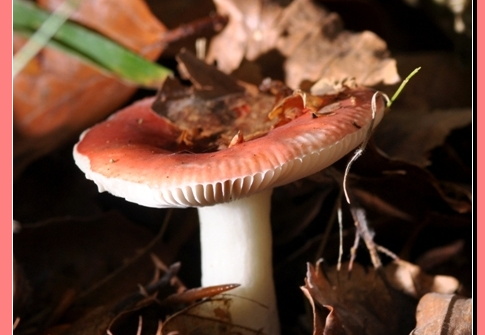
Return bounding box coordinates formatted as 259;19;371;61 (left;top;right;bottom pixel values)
73;88;386;208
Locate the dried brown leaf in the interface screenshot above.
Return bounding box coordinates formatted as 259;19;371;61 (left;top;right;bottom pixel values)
301;260;416;335
301;259;461;335
14;0;167;175
152;51;298;151
161;296;264;335
104;284;243;335
206;0;282;73
207;0;400;88
411;293;472;335
176;49;246;99
13;34;141;165
60;262;182;335
163;284;241;306
383;259;460;299
374;109;472;167
39;0;166;57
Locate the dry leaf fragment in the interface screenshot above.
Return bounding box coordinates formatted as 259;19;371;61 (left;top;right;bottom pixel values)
151;50;289;150
411;293;472;335
207;0;400;88
301;259;462;335
374;109;472;167
206;0;282;73
176;49;246;99
13;0;168;176
13;33;143;137
301;260;416;335
383;259;460;299
161;296;265;335
39;0;166;57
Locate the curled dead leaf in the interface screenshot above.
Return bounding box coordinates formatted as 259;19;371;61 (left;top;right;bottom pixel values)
301;260;416;335
411;293;472;335
301;259;461;335
374;108;472;167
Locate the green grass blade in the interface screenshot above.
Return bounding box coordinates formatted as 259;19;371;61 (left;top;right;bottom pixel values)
13;0;80;77
13;0;172;87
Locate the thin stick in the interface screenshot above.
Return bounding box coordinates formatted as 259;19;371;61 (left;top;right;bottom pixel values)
136;316;143;335
343;91;388;203
336;205;344;271
348;228;360;272
376;245;399;260
341;91;397;270
350;206;381;268
314;189;342;263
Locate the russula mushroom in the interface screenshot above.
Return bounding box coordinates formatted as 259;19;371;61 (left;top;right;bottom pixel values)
73;84;387;334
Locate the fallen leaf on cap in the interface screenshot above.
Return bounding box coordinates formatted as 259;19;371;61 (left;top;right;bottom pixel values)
206;0;400;88
411;293;472;335
152;49;291;151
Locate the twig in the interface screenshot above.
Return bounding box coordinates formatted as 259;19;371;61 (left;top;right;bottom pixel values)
343;91;389;203
341;91;399;270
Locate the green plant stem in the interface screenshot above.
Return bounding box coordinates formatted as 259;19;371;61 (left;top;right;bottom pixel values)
388;67;421;107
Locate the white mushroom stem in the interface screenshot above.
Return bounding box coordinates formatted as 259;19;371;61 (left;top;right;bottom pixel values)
197;188;279;334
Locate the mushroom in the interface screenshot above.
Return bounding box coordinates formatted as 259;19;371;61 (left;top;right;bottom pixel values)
73;84;387;334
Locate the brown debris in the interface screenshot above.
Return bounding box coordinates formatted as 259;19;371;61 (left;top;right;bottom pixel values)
12;0;471;334
206;0;400;88
301;259;461;335
411;293;472;335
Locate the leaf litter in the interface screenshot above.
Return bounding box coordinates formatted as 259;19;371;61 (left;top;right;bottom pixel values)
301;259;461;335
13;0;226;176
206;0;400;88
13;0;472;334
